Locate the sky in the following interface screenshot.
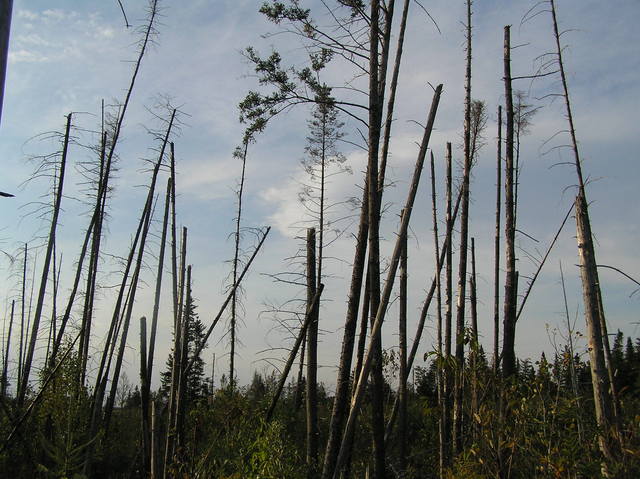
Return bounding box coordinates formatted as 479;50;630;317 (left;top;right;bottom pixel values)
0;0;639;393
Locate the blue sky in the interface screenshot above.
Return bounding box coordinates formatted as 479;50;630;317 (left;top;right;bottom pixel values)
1;0;639;391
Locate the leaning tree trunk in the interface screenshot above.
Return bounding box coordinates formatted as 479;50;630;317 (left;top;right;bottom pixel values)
322;0;409;475
575;196;618;465
18;113;71;407
548;3;620;467
333;84;442;479
398;208;408;476
0;0;13;125
1;300;14;396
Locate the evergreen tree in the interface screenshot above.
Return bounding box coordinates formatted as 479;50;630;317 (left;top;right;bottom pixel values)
160;294;209;403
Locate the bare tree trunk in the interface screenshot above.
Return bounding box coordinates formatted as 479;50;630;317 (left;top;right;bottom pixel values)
549;6;620;462
50;129;109;366
230;142;248;390
575;196;619;466
334;266;370;479
151;400;158;479
366;3;386;477
143;177;171;461
165;227;187;474
78;132;108;386
87;194;147;466
44;245;57;365
0;0;13;125
306;228;319;476
469;237;479;443
321;182;369;479
354;273;370;393
184;227;271;376
104;201;154;432
453;0;473;453
378;0;410;191
442;141;454;469
333;84;443;479
429;151;445;476
18;243;26;393
323;0;410;473
398;209;408;477
175;265;192;452
502;25;517;380
294;331;306;411
139;316;149;473
18;113;71;407
1;300;14;396
493;106;502;372
170;143;179;331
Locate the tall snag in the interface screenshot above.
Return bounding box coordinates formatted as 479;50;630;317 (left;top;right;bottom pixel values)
548;0;620;464
18;113;71;407
229;141;248;390
502;25;517;380
453;0;473;452
493;106;502;371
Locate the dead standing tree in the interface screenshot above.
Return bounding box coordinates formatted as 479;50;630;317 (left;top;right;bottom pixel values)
18;113;72;407
228;140;249;391
501;26;517;381
547;0;621;467
453;0;473;453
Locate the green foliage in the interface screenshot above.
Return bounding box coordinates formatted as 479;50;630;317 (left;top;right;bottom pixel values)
160;294;209;403
259;1;310;25
180;386;306;479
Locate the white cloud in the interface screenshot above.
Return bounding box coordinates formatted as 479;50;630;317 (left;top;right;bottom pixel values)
16;9;39;21
8;48;49;64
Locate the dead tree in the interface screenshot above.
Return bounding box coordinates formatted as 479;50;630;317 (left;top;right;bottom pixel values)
305;228;319;475
493;106;502;371
17;243;27;394
18;113;71;407
229;141;248;390
547;4;620;466
469;237;479;442
164;227;188;474
429;150;445;475
1;300;14;396
502;25;517;380
453;0;473;453
265;284;324;423
398;208;408;476
333;83;443;479
0;0;13;125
